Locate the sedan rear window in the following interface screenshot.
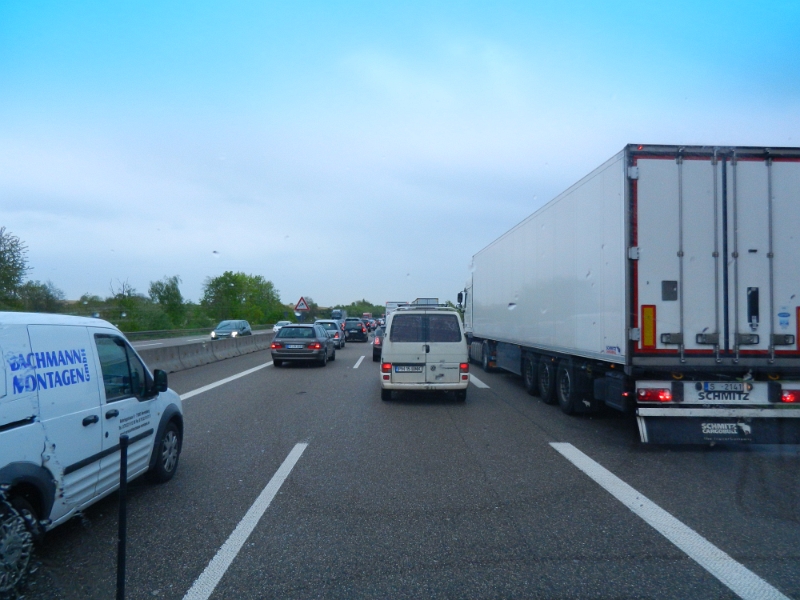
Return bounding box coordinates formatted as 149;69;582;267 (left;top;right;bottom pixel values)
277;327;315;338
319;322;338;330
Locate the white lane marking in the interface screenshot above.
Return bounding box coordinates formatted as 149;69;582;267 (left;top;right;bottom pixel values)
133;342;163;347
183;443;308;600
353;356;365;369
186;337;208;342
180;362;273;400
469;374;489;388
550;443;790;600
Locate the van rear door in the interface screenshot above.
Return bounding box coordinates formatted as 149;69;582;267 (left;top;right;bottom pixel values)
424;313;464;384
387;314;427;384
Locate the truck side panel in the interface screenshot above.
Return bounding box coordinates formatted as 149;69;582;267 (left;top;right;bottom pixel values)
472;152;627;364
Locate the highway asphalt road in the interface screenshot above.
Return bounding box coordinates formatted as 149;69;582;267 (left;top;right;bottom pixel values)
23;338;800;599
129;329;273;350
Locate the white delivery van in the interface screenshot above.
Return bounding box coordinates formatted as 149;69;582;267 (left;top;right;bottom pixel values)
380;305;469;402
0;312;184;592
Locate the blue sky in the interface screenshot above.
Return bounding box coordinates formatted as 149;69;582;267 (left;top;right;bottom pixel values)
1;1;798;306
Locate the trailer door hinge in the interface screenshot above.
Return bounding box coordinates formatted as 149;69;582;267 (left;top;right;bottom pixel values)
629;328;641;341
627;166;639;180
628;246;640;260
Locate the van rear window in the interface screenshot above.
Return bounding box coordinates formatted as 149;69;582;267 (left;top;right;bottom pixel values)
390;314;461;343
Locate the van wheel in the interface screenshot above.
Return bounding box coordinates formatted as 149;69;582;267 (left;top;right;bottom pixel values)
481;342;492;372
381;388;392;401
148;422;181;483
557;362;576;415
537;361;556;404
522;356;537;396
0;498;35;595
455;389;467;403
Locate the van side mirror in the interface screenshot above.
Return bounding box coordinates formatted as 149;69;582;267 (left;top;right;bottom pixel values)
154;369;168;393
457;292;463;304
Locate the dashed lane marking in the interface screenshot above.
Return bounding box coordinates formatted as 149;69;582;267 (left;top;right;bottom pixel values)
353;356;365;369
183;443;308;600
180;362;273;400
469;374;489;388
551;442;790;600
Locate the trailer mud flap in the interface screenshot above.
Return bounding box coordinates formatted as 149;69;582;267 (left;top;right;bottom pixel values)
637;415;800;444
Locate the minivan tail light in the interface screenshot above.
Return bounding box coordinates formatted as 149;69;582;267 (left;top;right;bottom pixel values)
637;388;672;402
381;363;392;373
459;363;469;372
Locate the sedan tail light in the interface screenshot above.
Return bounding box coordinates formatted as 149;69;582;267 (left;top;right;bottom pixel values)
361;327;366;333
307;342;322;350
270;342;283;349
334;332;340;339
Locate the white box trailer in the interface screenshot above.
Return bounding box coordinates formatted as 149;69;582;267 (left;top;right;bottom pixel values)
462;144;800;444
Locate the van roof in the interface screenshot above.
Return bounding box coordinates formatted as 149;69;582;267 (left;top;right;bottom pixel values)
0;311;120;330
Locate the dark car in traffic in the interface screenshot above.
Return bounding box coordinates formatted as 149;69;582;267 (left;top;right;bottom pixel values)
271;323;336;367
344;319;369;342
372;326;384;361
211;319;252;340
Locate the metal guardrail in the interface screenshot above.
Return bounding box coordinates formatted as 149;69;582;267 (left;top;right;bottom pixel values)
123;324;274;341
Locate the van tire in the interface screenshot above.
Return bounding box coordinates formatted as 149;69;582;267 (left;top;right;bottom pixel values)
455;389;467;403
148;422;181;483
537;360;556;404
381;388;392;401
523;356;537;396
557;362;577;415
0;500;34;595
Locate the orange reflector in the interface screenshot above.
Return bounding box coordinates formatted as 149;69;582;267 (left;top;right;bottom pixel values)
642;305;656;349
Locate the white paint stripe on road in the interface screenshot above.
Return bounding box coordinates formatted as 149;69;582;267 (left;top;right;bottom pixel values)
353;356;365;369
469;374;489;388
183;443;308;600
133;342;163;347
180;362;273;400
550;442;790;600
187;337;208;342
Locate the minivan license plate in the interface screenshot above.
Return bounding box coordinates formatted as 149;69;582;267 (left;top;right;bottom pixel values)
703;382;744;392
395;366;423;373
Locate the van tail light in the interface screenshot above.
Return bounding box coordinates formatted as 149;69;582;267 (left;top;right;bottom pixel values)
637;388;672;402
781;390;800;403
270;342;283;349
459;363;469;372
381;363;392;373
308;342;322;350
374;337;381;346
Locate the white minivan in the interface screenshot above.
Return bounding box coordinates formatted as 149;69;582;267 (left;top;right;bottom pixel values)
379;305;469;402
0;312;184;592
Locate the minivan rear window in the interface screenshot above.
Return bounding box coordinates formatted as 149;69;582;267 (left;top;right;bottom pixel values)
390;314;461;343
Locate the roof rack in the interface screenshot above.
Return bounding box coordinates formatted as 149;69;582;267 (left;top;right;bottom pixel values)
395;304;457;312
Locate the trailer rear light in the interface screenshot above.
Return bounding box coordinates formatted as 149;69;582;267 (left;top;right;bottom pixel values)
381;363;391;373
781;390;800;403
307;342;322;350
459;363;469;372
637;388;672;402
270;342;283;349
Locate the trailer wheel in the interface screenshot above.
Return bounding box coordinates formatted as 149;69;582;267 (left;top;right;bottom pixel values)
537;360;556;404
557;362;577;415
481;342;492;372
523;356;537;396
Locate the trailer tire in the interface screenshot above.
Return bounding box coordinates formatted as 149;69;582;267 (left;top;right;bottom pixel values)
537;360;556;404
523;356;537;396
557;362;577;415
481;342;492;372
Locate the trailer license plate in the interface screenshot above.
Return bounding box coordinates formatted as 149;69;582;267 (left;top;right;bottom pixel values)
703;382;744;392
395;366;423;373
287;344;303;349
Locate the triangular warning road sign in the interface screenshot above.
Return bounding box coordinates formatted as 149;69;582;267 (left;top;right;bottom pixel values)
295;297;310;311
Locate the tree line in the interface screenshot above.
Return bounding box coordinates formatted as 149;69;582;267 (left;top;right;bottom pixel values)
0;227;390;332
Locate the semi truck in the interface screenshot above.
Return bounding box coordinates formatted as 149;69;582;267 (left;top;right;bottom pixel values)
460;144;800;444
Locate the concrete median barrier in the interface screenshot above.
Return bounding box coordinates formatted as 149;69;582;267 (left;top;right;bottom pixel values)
212;337;241;360
256;332;275;350
178;341;217;369
235;334;259;353
137;344;185;374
